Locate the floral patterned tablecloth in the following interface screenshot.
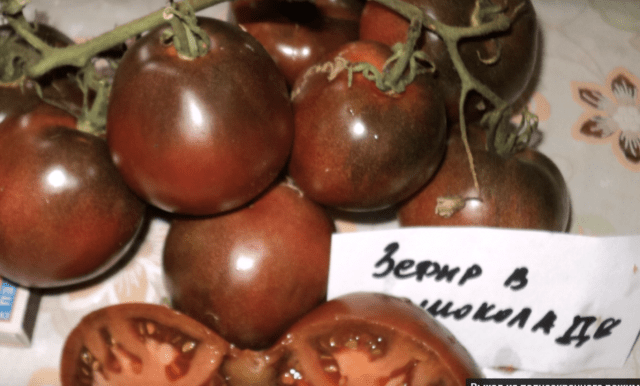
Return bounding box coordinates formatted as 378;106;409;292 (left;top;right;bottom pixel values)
1;0;640;384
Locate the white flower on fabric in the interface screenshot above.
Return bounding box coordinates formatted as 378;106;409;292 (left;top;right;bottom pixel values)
572;67;640;172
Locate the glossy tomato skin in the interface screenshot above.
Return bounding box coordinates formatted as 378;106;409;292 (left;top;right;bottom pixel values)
163;182;335;350
0;70;85;137
0;85;50;127
288;40;447;212
398;131;571;231
0;111;146;288
222;292;483;386
359;0;539;123
107;17;294;216
0;80;84;127
231;0;364;86
60;303;230;386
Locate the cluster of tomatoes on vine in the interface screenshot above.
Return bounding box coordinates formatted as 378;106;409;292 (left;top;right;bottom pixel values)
0;0;571;384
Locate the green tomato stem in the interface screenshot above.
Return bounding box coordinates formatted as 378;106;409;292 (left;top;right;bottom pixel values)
19;0;225;79
0;0;29;16
5;12;52;53
163;1;211;59
383;15;423;88
370;0;532;197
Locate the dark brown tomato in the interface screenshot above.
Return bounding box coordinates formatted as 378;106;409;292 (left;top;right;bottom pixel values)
0;79;84;126
359;0;539;123
231;0;364;86
60;303;230;386
0;84;48;126
222;292;484;386
0;78;83;123
288;40;447;211
398;130;571;231
106;17;293;216
0;78;83;137
163;182;335;350
40;77;87;119
0;113;146;288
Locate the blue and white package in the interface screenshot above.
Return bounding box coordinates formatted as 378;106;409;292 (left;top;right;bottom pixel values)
0;278;40;347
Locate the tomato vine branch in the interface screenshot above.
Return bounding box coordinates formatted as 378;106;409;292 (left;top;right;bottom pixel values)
0;0;542;219
370;0;524;146
1;0;226;80
5;12;51;53
342;14;433;94
380;14;433;92
0;0;28;16
368;0;536;217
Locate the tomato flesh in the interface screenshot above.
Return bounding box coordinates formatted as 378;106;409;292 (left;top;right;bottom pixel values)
62;294;483;386
275;292;483;386
60;303;230;386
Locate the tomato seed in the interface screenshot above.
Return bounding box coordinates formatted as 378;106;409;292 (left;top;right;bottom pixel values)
146;321;156;335
181;341;196;353
324;364;338;373
344;339;358;350
80;349;92;365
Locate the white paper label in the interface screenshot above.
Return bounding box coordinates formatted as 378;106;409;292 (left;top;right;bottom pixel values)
327;227;640;374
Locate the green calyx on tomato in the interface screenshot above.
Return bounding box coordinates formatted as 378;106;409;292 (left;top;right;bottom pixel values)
161;1;211;60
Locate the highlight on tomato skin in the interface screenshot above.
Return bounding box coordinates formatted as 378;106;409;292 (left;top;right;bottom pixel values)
0;89;147;289
106;17;294;217
288;40;447;212
230;0;365;86
163;181;335;351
